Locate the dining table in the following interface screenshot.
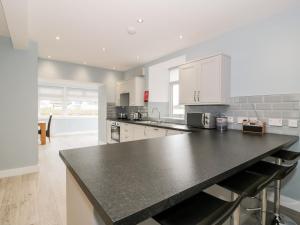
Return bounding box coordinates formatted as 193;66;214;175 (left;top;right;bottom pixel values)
38;121;46;145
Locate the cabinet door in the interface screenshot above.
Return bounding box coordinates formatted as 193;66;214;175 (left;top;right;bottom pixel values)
199;56;222;103
133;125;146;140
145;127;167;139
120;123;134;142
179;62;198;105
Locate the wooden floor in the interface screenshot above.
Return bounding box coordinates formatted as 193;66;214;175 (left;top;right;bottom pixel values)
0;133;98;225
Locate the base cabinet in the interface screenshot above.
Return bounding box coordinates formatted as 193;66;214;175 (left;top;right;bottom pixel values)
107;121;188;144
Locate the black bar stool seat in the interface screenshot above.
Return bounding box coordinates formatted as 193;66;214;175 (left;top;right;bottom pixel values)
272;150;300;161
246;161;297;181
218;170;278;197
153;192;242;225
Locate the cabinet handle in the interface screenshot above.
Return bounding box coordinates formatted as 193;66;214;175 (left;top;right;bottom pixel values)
194;91;196;102
197;91;200;102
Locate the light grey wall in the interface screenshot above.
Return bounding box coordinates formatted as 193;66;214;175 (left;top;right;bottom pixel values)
0;36;38;170
38;59;124;102
125;7;300;97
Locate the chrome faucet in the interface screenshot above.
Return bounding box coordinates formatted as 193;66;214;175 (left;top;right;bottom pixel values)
151;107;161;122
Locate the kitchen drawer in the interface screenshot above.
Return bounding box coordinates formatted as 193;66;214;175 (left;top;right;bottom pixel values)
145;127;167;139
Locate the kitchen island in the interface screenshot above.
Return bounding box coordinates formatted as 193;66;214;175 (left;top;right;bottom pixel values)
59;130;298;225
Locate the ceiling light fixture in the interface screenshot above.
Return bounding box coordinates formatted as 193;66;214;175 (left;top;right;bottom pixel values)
47;55;51;59
179;34;183;40
102;47;106;52
113;66;116;70
55;36;60;40
83;61;87;65
137;56;140;61
137;18;144;23
127;26;136;35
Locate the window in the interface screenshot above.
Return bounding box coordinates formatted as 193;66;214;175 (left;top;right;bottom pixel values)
38;83;98;117
169;68;184;117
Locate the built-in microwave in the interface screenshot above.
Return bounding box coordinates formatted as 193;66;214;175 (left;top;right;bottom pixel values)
186;113;216;129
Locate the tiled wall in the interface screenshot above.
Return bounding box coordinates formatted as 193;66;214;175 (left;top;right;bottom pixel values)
106;102;148;119
107;102;118;119
225;94;300;135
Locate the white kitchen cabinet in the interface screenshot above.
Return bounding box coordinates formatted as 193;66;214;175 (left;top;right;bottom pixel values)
120;123;134;142
133;124;146;141
144;126;167;139
179;54;230;105
115;77;145;106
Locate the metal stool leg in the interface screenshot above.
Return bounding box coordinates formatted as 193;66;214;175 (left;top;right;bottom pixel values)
271;158;297;225
261;188;267;225
231;192;240;225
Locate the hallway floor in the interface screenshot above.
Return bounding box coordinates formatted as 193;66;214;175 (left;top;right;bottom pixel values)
0;133;98;225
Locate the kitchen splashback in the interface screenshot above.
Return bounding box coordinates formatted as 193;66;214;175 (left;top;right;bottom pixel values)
187;93;300;136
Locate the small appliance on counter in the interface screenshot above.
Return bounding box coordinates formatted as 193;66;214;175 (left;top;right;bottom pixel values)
242;119;266;135
118;112;128;119
186;112;216;129
216;116;228;132
131;112;143;121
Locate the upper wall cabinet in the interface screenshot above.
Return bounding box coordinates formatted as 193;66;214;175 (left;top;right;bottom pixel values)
179;54;230;105
116;77;145;106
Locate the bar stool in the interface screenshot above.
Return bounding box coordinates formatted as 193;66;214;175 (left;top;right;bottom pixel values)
153;170;276;225
271;150;300;225
153;191;243;225
218;165;281;225
244;150;300;225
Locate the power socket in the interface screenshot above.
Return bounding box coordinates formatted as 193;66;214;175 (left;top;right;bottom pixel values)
288;119;298;128
268;118;283;127
227;117;234;123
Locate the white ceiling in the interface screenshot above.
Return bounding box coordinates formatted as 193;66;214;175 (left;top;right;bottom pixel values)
1;0;299;71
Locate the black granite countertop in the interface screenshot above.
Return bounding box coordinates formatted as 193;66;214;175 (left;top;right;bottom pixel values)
106;118;200;132
59;130;298;225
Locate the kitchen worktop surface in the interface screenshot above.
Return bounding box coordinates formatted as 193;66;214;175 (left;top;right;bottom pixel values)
107;118;200;132
59;130;298;225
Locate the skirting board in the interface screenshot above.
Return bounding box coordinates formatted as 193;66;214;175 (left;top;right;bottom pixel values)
268;192;300;212
0;164;39;179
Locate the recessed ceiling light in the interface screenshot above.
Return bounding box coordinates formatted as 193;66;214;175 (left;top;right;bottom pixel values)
102;47;106;52
127;26;136;35
55;36;60;40
47;55;51;59
137;18;144;23
179;35;183;40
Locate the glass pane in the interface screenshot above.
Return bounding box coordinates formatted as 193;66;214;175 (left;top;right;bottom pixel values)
66;101;98;116
169;68;179;82
39;100;64;116
39;86;64;98
172;83;184;116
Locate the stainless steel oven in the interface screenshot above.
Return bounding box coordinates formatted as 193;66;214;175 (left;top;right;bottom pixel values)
111;121;120;142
